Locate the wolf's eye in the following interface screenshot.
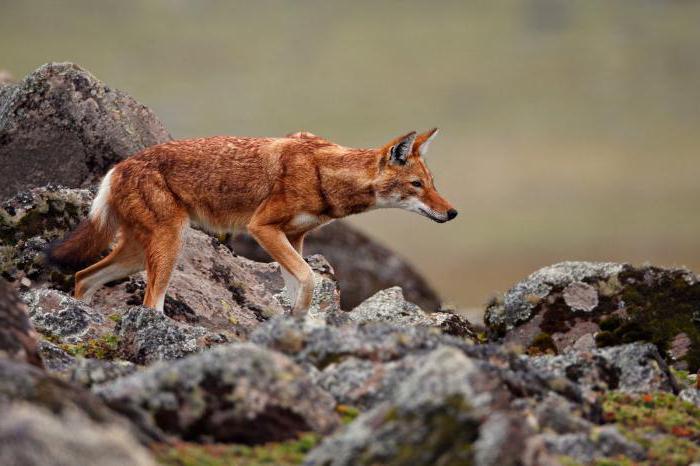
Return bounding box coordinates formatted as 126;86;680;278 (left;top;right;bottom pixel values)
411;180;423;188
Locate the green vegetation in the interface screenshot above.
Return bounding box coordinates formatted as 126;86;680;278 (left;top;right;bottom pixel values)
336;404;360;425
61;334;120;360
601;392;700;466
152;433;319;466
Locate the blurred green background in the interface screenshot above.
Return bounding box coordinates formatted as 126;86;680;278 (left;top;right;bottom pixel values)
2;0;699;309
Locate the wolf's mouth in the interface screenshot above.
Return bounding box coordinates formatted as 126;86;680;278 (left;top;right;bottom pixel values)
419;208;447;223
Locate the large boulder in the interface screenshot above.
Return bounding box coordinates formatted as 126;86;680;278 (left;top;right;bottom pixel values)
305;346;529;466
485;262;700;372
0;403;155;466
0;62;171;199
229;221;442;311
96;343;340;444
0;278;42;367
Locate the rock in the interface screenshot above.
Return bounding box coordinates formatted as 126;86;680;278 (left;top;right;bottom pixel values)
96;343;340;444
229;221;441;311
0;186;93;286
23;288;113;345
70;358;137;388
116;306;220;365
533;426;645;464
304;346;528;466
532;392;593;434
485;262;700;372
0;62;171;199
679;388;700;407
0;278;42;366
313;355;422;410
251;316;473;369
528;343;678;395
349;286;475;337
0;358;158;442
0;403;155;466
38;340;75;373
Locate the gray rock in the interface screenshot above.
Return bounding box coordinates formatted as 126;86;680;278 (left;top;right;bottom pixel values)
528;342;677;395
0;186;94;286
251;316;471;369
0;403;155;466
23;288;112;344
37;340;75;373
70;357;137;388
485;261;623;333
349;286;475;338
116;306;218;365
0;62;171;199
0;358;157;442
485;261;700;373
536;426;645;464
533;392;593;434
96;343;340;443
314;355;421;410
228;220;442;311
0;278;42;367
679;388;700;407
305;346;525;466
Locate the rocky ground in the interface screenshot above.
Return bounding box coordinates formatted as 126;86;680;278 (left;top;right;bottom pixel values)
1;63;700;466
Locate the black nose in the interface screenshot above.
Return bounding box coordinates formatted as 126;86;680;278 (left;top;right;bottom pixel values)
447;209;458;220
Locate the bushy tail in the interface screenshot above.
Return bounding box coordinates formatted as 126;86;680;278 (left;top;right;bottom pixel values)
46;169;118;269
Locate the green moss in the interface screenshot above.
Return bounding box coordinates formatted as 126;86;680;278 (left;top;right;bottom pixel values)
601;391;700;466
152;433;319;466
61;334;120;360
527;332;558;355
108;313;122;324
336;404;360;425
598;268;700;372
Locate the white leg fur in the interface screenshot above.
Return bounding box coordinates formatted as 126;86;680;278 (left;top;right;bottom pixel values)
281;266;300;305
155;292;166;312
80;262;140;303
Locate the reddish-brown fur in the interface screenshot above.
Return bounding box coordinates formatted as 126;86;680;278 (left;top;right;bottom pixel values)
48;129;456;315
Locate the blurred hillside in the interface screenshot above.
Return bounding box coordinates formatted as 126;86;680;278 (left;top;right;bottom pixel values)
2;0;699;307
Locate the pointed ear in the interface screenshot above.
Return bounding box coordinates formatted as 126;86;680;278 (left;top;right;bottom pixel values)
414;128;439;157
384;131;417;165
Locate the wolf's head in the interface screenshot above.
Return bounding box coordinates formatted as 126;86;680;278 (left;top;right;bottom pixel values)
374;129;457;223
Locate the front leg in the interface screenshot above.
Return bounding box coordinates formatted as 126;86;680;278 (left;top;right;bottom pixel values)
248;223;314;316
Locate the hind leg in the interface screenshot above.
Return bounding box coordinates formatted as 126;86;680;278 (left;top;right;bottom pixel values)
74;234;145;303
141;220;186;312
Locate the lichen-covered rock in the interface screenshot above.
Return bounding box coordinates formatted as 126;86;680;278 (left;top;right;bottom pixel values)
116;306;221;365
0;403;156;466
38;340;75;373
485;262;700;372
0;358;157;442
305;346;528;466
528;343;677;395
23;288;113;344
349;286;475;338
0;278;42;366
70;357;137;388
531;426;645;465
229;220;441;311
251;316;472;369
313;355;422;410
0;186;93;286
96;343;340;444
0;62;171;199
